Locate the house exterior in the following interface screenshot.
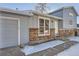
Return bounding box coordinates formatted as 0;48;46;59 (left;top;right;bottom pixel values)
49;6;78;37
0;6;78;49
0;8;62;49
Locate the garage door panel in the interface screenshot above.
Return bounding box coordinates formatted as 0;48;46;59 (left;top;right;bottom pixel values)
0;19;17;23
1;42;18;48
0;19;18;48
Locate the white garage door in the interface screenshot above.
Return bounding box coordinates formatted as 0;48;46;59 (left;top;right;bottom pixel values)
0;18;18;48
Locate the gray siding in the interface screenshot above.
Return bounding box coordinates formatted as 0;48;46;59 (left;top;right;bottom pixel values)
49;10;63;29
29;15;56;29
50;18;57;29
58;20;63;29
49;7;77;29
49;9;63;18
63;8;77;29
20;18;29;44
29;15;38;28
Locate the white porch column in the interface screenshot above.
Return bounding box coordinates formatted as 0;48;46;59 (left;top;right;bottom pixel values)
55;21;58;35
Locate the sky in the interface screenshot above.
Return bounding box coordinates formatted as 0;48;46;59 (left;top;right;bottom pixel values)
0;3;79;24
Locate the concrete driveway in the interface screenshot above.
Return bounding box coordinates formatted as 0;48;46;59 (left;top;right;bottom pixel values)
68;36;79;42
56;43;79;56
0;47;25;56
56;36;79;56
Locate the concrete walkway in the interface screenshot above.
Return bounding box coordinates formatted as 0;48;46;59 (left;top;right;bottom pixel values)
28;41;77;56
21;40;64;55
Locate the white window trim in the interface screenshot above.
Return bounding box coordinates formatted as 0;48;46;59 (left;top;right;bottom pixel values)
54;21;58;35
38;16;50;36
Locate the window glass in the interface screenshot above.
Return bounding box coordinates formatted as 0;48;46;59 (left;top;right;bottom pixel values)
45;20;49;34
39;19;44;26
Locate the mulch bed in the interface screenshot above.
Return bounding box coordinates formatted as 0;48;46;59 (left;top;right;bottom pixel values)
28;41;78;56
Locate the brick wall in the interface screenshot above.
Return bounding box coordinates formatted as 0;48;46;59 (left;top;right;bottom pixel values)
58;29;76;38
29;28;55;45
29;28;38;41
29;28;78;45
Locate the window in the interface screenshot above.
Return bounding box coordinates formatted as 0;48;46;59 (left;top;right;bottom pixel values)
69;13;74;16
38;17;50;36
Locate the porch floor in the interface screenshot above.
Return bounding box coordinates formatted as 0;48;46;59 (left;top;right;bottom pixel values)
21;40;64;55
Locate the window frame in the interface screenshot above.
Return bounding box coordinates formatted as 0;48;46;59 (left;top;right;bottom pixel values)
38;16;50;36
